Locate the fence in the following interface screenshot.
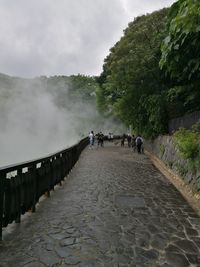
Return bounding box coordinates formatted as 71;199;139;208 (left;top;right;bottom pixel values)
0;137;89;240
168;111;200;134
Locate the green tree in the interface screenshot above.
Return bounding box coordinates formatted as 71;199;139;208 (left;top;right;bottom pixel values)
97;8;169;137
160;0;200;83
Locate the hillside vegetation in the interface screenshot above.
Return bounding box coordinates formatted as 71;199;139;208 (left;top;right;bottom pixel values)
97;0;200;138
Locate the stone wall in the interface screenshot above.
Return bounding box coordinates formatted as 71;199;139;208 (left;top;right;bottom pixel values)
145;135;200;192
168;111;200;134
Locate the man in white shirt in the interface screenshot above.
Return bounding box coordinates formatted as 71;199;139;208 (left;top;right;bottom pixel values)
89;131;94;148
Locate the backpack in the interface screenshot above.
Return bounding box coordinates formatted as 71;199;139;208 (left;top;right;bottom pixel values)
136;137;142;145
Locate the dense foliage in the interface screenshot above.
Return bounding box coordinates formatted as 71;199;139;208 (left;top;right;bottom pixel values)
97;9;169;137
97;1;200;138
160;0;200;83
174;128;200;160
160;0;200;119
173;126;200;173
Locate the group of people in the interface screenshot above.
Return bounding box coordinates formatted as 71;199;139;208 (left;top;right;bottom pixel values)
89;131;104;148
89;131;144;154
121;133;144;153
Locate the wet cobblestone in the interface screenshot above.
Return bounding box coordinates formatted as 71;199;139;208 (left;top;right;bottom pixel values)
0;143;200;266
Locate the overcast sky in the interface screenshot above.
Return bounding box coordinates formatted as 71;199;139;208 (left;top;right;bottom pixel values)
0;0;176;78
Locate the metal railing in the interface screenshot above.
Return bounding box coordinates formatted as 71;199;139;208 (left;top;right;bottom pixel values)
0;137;89;240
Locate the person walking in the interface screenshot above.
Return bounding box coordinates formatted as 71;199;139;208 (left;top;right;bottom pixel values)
121;134;126;147
131;134;136;152
127;134;132;148
89;131;95;148
97;132;104;147
135;135;143;154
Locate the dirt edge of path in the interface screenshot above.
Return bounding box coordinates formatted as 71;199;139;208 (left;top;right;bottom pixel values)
145;150;200;216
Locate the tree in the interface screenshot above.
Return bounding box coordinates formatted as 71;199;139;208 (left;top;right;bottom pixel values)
97;8;169;137
160;0;200;83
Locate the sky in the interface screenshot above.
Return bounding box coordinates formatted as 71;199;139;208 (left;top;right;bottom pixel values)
0;0;176;78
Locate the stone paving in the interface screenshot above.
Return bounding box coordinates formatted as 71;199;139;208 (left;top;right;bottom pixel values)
0;142;200;267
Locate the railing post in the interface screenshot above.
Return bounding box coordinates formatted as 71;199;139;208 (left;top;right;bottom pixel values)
15;169;22;223
44;161;50;198
59;155;62;186
28;165;36;213
32;164;37;213
0;171;6;240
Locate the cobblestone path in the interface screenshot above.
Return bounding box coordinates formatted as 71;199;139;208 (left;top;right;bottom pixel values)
0;143;200;267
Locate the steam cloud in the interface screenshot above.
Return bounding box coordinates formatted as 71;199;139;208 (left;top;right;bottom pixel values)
0;76;124;167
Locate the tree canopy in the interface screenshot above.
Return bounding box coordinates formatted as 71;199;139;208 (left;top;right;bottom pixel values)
160;0;200;83
97;1;200;138
97;9;169;137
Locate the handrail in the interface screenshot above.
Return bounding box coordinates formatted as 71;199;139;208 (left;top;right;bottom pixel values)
0;137;89;240
0;141;81;173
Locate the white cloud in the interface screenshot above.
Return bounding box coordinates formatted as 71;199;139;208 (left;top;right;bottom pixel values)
0;0;176;78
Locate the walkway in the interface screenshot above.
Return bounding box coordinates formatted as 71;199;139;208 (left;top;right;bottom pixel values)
0;143;200;267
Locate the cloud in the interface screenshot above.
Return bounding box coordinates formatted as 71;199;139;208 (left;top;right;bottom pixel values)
0;0;176;78
120;0;175;16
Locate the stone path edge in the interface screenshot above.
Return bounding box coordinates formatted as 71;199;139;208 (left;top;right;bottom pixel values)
145;149;200;216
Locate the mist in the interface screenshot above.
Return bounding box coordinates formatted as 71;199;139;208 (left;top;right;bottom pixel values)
0;74;124;167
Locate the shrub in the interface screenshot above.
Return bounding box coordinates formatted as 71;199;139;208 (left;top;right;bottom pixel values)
174;129;200;160
192;120;200;133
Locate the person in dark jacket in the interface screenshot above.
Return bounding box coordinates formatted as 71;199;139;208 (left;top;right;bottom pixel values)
121;134;126;147
131;134;136;152
135;135;143;153
127;134;132;148
97;132;104;147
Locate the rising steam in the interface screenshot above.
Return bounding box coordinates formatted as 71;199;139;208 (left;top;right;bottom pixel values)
0;75;124;167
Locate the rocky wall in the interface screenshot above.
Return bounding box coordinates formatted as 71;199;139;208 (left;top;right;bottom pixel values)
145;135;200;192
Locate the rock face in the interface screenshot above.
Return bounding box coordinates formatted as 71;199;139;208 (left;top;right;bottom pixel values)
145;135;200;191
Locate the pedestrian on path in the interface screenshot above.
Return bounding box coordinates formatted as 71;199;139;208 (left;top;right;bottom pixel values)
89;131;95;148
97;132;104;147
135;134;143;153
121;134;126;147
127;134;132;148
131;134;136;152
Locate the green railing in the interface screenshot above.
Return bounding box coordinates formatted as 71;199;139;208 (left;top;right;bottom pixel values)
0;137;89;240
